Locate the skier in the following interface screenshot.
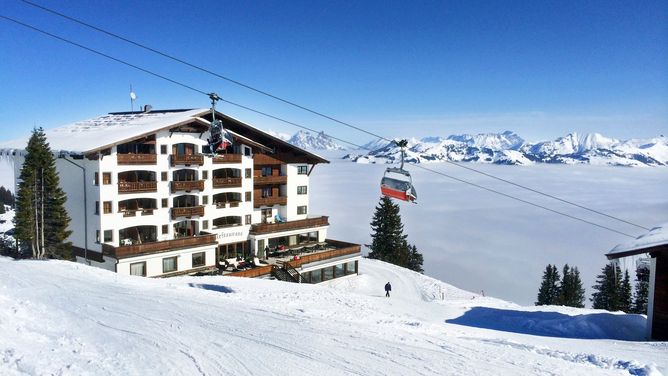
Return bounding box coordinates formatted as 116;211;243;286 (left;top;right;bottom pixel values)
385;282;392;297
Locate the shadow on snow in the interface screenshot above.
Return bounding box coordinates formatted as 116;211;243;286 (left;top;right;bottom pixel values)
446;307;647;341
188;283;235;294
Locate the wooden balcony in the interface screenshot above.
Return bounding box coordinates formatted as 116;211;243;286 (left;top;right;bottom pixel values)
212;154;242;164
250;216;329;235
254;175;287;185
171;205;205;219
170;153;204;166
213;177;242;189
286;241;361;268
118;181;157;194
117;153;157;165
254;196;287;208
253;153;284;165
103;234;217;259
171;180;205;193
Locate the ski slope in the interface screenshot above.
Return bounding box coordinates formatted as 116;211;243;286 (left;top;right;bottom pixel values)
1;257;665;375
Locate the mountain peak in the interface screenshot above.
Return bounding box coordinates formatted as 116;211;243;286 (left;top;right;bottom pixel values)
287;130;345;150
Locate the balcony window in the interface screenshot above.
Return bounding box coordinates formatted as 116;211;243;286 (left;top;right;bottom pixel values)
213;192;242;207
162;257;177;273
213;216;242;229
192;252;206;267
261;166;272;177
118;198;157;214
173;169;198;181
119;225;157;246
173;194;198;208
174;220;199;238
130;262;146;276
262;187;272;198
117;136;156;155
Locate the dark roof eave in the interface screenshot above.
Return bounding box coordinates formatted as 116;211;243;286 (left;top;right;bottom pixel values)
606;244;668;260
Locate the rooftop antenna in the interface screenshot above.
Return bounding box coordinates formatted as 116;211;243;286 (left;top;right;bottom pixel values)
130;85;137;112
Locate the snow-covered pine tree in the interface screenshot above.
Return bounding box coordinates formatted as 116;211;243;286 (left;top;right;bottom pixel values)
558;264;586;307
14;128;72;260
536;264;561;305
367;196;424;273
591;263;623;311
633;263;650;314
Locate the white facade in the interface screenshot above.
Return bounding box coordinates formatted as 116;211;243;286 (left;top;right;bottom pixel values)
9;109;336;278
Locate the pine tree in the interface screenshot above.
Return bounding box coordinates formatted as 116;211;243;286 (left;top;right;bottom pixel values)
536;264;561;305
591;263;624;311
619;270;633;313
367;196;424;272
633;263;650;314
0;202;5;214
14;128;72;260
368;196;407;261
557;265;586;308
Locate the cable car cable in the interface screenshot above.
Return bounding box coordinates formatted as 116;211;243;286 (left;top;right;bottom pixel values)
0;14;638;238
18;0;650;231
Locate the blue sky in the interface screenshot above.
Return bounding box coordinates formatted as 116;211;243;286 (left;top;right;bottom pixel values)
0;0;666;143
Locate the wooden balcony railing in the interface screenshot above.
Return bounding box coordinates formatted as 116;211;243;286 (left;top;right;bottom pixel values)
171;180;204;193
117;153;157;165
212;154;242;164
227;265;273;278
285;241;361;268
250;216;329;235
103;234;217;259
253;196;287;208
171;205;205;219
170;153;204;166
118;181;157;194
213;177;242;188
254;175;287;185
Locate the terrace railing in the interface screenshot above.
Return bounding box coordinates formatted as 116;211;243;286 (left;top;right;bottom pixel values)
253;196;287;208
170;153;204;166
171;205;205;219
118;181;157;194
103;234;217;259
254;175;287;185
212;177;242;189
250;216;328;235
212;154;242;164
171;180;205;193
117;153;157;165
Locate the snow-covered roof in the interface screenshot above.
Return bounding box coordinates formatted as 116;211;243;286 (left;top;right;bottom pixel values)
0;109;209;155
606;222;668;259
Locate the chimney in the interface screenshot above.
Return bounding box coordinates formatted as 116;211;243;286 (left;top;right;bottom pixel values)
143;104;152;113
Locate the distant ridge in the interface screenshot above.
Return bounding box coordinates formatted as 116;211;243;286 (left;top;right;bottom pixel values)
344;131;668;166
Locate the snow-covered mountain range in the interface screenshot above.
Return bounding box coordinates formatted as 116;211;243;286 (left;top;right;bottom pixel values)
287;130;344;150
345;131;668;166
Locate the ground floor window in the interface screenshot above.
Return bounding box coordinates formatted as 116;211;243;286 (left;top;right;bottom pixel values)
130;262;146;276
163;256;178;273
345;261;358;275
192;252;206;267
305;260;358;284
218;241;250;260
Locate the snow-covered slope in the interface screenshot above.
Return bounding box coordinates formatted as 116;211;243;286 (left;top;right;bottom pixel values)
345;132;668;166
1;257;665;375
287;130;345;150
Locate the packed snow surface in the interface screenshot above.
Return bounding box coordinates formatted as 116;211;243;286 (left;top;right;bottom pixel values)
0;257;665;375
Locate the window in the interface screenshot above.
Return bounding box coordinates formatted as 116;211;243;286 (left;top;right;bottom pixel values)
297;165;308;175
162;225;168;235
192;252;206;267
202;170;208;179
297;205;307;215
203;220;208;230
245;191;251;202
245;214;251;225
162;198;168;208
311;269;322;283
202;196;208;205
161;171;168;181
297;186;307;195
130;262;146;276
95;230;100;243
103;230;113;243
245;168;251;179
261;166;272;177
103;201;112;214
345;261;357;275
95;201;99;215
163;257;177;273
262;187;272;198
160;145;167;154
309;231;318;242
323;266;334;281
244;146;251;156
335;263;345;278
94;173;99;186
102;172;111;185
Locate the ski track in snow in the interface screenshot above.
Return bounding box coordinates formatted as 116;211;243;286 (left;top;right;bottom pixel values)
1;257;665;375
